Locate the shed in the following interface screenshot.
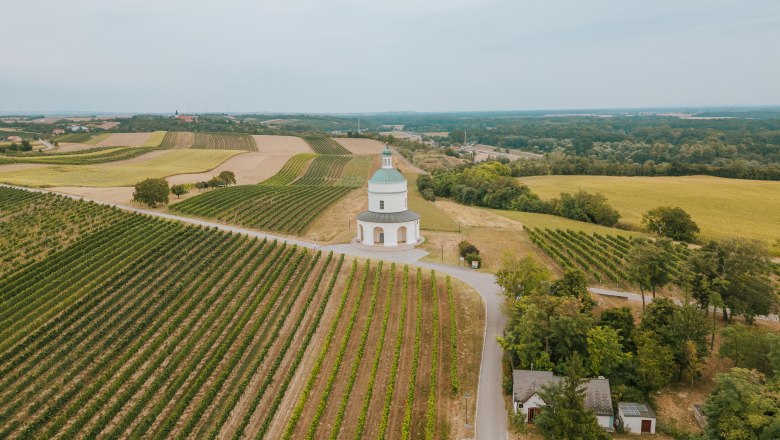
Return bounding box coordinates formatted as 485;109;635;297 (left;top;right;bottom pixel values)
6;135;22;142
618;401;656;434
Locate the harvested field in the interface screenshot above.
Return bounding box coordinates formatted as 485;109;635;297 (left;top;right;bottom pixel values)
252;135;313;154
142;131;167;148
0;188;483;440
168;153;291;185
334;137;386;155
96;132;152;147
52;143;97;153
83;133;112;145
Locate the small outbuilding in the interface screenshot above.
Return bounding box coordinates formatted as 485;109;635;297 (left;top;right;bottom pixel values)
5;135;22;142
618;401;656;434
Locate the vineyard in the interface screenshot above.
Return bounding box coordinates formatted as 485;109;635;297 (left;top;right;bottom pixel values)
192;132;257;151
0;187;480;439
303;135;352;155
172;153;374;234
171;185;353;234
0;147;155;165
526;226;689;285
52;133;96;143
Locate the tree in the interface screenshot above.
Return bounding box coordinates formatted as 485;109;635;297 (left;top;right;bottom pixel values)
132;178;169;207
208;176;225;188
498;295;591;371
642;299;710;382
719;324;780;376
551;269;595;310
496;254;551;299
218;170;236;186
703;368;780;440
195;181;208;191
634;332;676;392
534;354;609;440
642;206;700;242
598;307;636;353
708;238;777;323
586;326;631;376
458;240;479;258
626;239;674;309
555;190;620;226
170;184;188;199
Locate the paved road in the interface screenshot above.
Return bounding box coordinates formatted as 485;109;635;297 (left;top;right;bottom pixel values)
2;184;509;440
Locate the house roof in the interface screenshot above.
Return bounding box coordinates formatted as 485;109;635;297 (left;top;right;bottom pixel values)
618;402;656;419
357;210;420;223
368;168;406;184
512;370;614;416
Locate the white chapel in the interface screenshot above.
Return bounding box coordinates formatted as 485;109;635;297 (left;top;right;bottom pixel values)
356;146;421;248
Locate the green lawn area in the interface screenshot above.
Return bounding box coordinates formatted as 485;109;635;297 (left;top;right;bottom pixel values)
0;150;242;187
404;173;460;232
519;175;780;243
488;209;645;238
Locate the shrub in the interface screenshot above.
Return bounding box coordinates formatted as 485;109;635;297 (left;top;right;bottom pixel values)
458;240;479;258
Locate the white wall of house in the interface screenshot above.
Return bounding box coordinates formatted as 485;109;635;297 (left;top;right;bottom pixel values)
619;415;655;434
597;415;615;431
515;393;547;422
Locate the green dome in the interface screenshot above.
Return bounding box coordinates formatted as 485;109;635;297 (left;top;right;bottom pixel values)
369;168;406;184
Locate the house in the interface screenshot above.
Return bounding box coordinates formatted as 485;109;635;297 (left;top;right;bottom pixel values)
618;402;656;434
66;125;89;133
5;135;22;142
512;370;614;430
52;128;65;135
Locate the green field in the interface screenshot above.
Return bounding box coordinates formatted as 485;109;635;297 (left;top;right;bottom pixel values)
0;187;476;439
0;147;154;166
490;208;644;237
262;153;317;185
0;150;241;187
404;173;459;232
518;175;780;242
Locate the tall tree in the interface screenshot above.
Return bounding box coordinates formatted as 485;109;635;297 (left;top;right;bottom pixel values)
598;307;636;353
132;178;169;207
534;354;610;440
496;254;551;299
642;206;700;242
626;240;674;308
586;325;631;376
218;170;236;186
703;368;780;440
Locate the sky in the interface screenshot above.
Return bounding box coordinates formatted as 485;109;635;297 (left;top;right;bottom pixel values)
1;0;779;114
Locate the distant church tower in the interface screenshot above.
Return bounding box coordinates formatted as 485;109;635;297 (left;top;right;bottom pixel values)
356;145;421;247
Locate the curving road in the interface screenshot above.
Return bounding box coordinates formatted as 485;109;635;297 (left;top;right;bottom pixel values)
1;184;509;440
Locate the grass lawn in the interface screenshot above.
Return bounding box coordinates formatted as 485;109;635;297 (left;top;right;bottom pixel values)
0;150;242;187
404;173;460;232
489;209;645;238
518;175;780;243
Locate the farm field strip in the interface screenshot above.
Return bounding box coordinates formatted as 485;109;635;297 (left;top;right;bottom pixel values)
303;135;352;155
142;131;167;148
262;153;316;185
192;132;258;151
0;146;154;165
293;155;352;186
0;187;477;439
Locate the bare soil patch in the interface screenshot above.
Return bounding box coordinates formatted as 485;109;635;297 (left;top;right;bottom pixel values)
167;153;289;185
251;135;312;154
0;163;46;173
334;138;385;155
55;143;99;153
97;133;152;147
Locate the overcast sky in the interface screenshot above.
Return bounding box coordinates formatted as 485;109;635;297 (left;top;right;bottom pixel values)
2;0;779;113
